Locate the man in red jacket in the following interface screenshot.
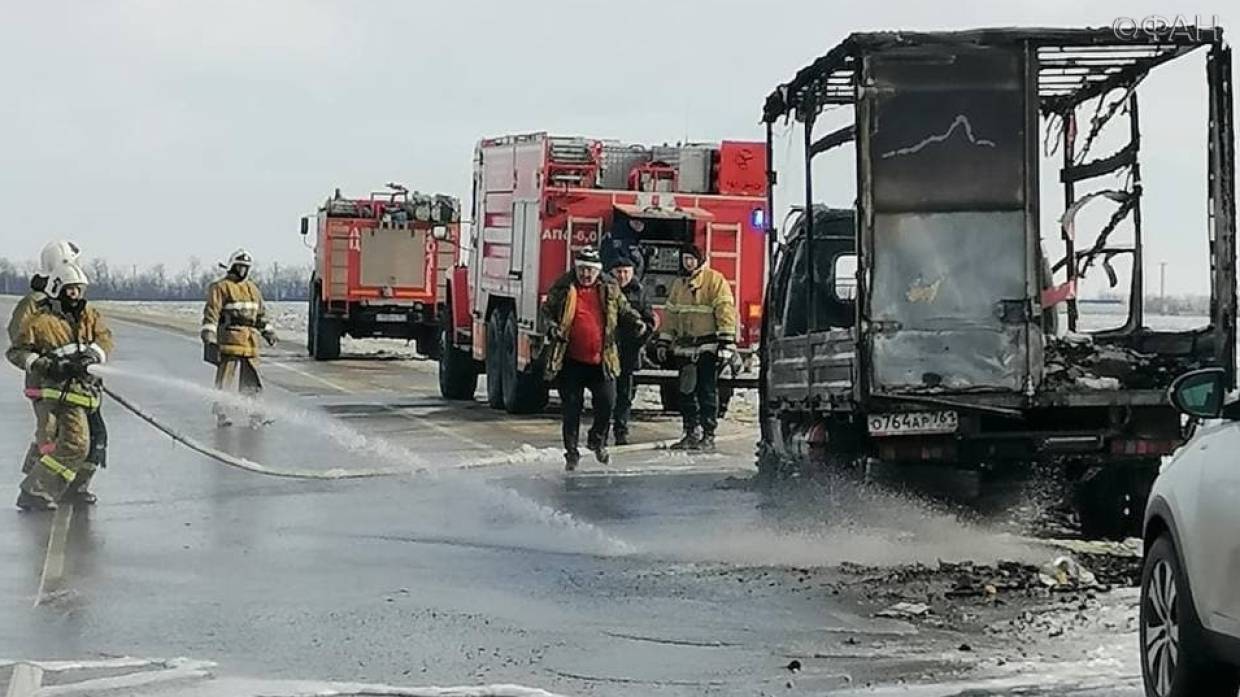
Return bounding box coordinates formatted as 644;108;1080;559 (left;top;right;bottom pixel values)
541;249;646;470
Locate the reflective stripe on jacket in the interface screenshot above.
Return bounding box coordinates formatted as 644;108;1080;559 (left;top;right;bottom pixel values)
202;277;269;358
24;387;101;409
658;265;738;356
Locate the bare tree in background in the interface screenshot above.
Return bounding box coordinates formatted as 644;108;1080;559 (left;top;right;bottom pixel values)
0;256;312;301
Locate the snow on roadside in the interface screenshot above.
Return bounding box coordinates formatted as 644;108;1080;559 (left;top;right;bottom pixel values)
98;300;425;359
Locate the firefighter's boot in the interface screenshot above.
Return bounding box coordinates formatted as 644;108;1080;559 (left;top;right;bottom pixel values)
589;443;610;464
698;432;716;453
16;489;57;512
669;428;702;451
564;450;580;472
64;468;97;505
248;412;274;429
215;406;233;428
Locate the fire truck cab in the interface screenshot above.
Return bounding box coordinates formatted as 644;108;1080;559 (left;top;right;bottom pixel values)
438;132;769;414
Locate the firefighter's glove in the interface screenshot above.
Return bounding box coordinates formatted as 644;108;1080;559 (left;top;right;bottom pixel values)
717;343;737;368
545;323;565;344
38;355;74;381
653;342;669;365
30;355;54;377
262;328;279;347
200;328;217;345
66;353;97;379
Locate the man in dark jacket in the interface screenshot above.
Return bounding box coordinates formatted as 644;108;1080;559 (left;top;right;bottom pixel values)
607;254;655;445
541;249;646;471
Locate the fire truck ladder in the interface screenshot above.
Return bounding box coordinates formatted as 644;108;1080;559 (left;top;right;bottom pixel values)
705;222;742;304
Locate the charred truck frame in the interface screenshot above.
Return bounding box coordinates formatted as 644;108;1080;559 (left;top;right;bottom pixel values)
301;185;461;361
758;27;1236;537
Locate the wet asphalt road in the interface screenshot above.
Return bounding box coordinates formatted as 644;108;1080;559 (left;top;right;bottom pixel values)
0;299;1147;696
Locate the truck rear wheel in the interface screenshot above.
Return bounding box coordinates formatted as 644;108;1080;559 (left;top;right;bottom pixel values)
484;309;506;409
307;284;317;357
438;324;477;401
501;310;548;414
309;287;341;361
1074;459;1157;540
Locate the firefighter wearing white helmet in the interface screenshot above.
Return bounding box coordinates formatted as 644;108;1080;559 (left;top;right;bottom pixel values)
39;239;81;272
6;241;85;486
6;260;114;510
8;240;82;349
201;248;278;427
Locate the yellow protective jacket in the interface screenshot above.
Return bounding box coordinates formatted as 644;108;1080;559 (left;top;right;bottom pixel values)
202;276;270;359
7;291;49;345
6;303;115;410
659;265;738;357
7;291;51;390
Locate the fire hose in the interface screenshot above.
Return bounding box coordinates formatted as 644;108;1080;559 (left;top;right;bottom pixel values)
99;384;715;482
101;386;401;480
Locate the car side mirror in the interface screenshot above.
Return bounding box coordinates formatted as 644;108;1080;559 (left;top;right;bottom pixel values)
300;217;310;236
1168;367;1227;419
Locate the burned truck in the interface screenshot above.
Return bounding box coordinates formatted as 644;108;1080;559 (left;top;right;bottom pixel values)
757;27;1236;538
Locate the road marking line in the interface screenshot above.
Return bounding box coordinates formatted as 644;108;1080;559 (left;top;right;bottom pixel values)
4;663;43;697
268;359;353;393
35;504;73;607
31;662;214;696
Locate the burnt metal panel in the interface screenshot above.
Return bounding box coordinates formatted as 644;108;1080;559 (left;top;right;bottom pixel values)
867;46;1027;211
868;211;1029;392
762;27;1219;123
768;330;856;406
1208;44;1238;386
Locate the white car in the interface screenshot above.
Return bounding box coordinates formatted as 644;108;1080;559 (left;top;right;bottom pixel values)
1141;367;1240;696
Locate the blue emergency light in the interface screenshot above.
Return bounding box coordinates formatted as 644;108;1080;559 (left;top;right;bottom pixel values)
750;208;766;231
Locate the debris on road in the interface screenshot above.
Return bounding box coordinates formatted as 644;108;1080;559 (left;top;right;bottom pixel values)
1037;557;1099;590
876;602;932;620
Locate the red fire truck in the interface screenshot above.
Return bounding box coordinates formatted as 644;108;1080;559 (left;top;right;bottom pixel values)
438;133;768;414
300;185;461;360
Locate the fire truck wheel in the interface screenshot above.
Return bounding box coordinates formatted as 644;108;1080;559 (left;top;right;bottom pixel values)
438;326;477;401
307;285;317;357
501;310;548;414
310;298;341;361
485;309;507;409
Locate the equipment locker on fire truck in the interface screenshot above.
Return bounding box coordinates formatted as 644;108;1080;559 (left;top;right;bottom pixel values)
438;133;768;415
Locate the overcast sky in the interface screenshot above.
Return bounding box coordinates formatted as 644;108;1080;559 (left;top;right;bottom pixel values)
0;1;1232;294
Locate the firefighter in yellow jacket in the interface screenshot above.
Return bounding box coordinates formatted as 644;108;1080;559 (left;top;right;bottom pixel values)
654;244;738;451
7;260;114;510
201;249;278;427
7;240;83;479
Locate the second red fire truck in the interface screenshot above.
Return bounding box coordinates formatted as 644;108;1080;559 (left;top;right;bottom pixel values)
438;132;769;414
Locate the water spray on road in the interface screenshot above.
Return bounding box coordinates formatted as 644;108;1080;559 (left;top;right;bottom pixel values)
91;364;633;556
88;364;1039;569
